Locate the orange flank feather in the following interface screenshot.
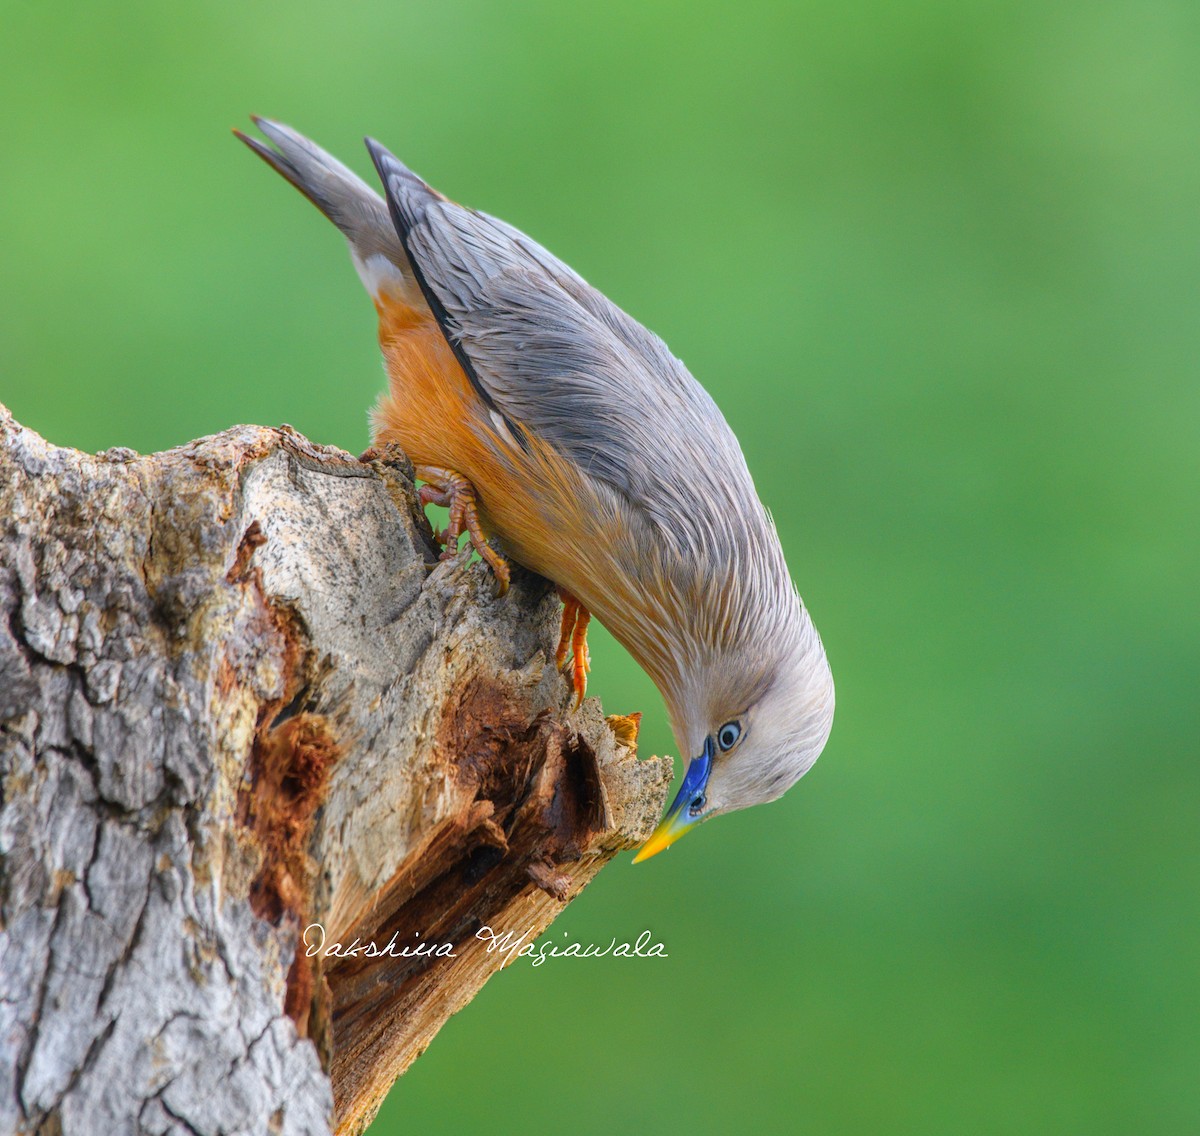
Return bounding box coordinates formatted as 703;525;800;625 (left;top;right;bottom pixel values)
370;290;475;467
370;287;574;574
369;288;536;551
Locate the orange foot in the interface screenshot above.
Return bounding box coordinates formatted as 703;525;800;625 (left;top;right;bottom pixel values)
414;464;510;595
555;588;591;708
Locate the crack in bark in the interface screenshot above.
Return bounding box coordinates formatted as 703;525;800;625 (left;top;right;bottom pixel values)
14;885;72;1116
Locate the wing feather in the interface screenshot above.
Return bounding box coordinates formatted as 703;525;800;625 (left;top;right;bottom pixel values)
365;139;764;557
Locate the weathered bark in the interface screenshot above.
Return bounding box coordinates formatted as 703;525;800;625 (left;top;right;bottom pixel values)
0;405;672;1136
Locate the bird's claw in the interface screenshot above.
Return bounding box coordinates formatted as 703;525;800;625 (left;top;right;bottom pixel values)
415;465;510;595
555;590;592;708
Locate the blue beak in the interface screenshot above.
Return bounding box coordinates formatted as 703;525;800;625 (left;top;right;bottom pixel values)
632;738;714;862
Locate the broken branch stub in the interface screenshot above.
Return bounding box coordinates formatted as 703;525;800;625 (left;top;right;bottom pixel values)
0;404;672;1136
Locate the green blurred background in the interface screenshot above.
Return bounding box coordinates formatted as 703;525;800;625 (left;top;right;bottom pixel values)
3;1;1197;1131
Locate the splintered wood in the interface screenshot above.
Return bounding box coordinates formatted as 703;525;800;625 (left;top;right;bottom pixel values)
0;407;672;1136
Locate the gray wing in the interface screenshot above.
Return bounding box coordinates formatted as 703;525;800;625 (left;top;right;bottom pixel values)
364;139;762;553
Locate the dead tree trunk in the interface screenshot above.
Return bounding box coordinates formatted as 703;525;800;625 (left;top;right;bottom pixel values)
0;405;672;1136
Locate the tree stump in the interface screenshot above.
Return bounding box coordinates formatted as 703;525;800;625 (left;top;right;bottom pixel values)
0;405;672;1136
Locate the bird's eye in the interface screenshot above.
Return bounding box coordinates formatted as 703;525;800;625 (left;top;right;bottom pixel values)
716;721;742;752
689;792;707;817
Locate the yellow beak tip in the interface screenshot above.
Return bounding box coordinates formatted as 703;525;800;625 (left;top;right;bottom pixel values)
631;843;664;865
631;822;687;864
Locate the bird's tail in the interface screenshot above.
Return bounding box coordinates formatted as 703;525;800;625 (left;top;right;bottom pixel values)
234;117;414;298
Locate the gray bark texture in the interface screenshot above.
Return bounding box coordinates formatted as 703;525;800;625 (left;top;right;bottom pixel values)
0;404;672;1136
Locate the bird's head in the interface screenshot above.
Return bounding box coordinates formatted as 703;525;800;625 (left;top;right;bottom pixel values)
633;612;834;862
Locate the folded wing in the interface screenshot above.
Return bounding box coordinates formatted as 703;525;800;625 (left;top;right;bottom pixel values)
364;139;758;554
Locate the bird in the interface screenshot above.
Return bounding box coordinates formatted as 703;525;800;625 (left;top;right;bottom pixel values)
235;117;835;861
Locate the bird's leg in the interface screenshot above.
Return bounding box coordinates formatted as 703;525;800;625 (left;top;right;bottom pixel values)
555;588;591;708
414;465;510;595
415;481;453;548
554;591;576;671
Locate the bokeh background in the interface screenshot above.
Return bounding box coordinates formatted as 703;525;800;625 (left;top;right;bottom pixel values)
3;1;1197;1132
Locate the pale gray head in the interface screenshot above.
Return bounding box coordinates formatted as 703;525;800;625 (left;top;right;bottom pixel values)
632;529;836;860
